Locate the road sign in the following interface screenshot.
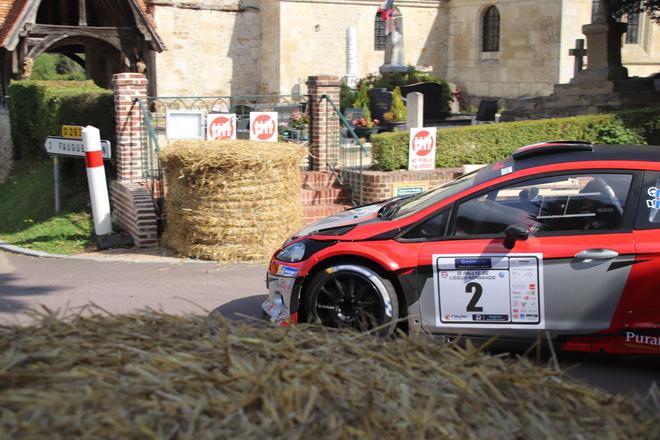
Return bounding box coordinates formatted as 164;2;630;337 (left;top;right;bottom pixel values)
45;136;111;159
61;125;83;139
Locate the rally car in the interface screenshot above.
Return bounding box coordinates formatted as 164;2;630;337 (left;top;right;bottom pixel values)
263;141;660;355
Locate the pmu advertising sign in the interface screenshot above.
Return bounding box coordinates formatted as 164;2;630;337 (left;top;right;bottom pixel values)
207;114;237;140
408;127;436;171
250;112;278;142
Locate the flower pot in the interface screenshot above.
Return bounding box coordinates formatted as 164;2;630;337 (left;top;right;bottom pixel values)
381;121;406;132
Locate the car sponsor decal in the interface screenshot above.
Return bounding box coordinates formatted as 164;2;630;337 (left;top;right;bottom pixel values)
277;265;300;277
646;186;660;210
432;254;545;329
623;331;660;351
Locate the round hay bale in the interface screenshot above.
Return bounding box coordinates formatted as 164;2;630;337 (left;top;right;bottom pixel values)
160;140;306;262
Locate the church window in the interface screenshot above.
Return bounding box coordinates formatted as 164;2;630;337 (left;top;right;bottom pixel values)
482;6;500;52
375;12;386;51
625;12;640;44
591;0;601;23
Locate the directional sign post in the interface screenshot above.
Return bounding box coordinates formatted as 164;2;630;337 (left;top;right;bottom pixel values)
44;126;112;214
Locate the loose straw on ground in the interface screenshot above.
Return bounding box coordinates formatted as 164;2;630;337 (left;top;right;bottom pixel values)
160;140;305;262
0;308;658;439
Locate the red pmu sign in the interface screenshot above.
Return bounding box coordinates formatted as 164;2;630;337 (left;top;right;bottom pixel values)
207;114;236;140
408;127;436;171
250;112;278;142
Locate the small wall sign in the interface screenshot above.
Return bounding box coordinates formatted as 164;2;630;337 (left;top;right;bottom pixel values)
250;112;278;142
207;113;237;140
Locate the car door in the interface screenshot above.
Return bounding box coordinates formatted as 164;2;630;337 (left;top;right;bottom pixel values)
414;170;639;339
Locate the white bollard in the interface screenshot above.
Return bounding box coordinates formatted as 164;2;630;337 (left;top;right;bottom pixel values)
83;126;112;236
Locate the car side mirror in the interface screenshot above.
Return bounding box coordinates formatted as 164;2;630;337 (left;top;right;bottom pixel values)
503;224;529;249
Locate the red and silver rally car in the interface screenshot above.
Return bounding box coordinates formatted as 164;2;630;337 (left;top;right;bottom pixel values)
263;142;660;355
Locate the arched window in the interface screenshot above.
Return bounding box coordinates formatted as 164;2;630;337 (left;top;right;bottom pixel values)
375;12;386;51
481;6;500;52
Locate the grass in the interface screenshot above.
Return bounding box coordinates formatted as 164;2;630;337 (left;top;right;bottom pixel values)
0;159;93;254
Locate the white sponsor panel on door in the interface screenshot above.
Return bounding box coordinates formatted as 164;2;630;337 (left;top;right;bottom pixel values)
433;254;545;329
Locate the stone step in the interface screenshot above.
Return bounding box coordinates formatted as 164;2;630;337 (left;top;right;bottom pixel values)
303;204;353;225
301;187;352;206
301;171;341;188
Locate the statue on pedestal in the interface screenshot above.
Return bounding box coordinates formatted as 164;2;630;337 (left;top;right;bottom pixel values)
380;9;407;74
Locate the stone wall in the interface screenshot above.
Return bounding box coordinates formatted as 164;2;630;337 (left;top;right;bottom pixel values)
342;167;462;205
150;0;261;96
445;0;564;100
268;0;446;95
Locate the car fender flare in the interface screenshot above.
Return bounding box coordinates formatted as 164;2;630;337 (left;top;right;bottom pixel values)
310;244;401;275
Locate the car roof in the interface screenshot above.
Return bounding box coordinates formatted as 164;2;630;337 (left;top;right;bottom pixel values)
474;142;660;186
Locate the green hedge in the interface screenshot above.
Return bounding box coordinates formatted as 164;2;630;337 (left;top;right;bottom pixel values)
371;107;660;171
9;80;115;160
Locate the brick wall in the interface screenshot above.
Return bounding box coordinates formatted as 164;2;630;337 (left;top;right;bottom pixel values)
341;168;462;205
110;181;159;247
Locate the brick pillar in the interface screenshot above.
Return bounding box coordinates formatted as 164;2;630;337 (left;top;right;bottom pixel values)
110;72;158;247
113;73;147;183
306;75;341;171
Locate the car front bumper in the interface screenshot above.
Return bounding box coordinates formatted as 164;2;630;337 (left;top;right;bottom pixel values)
262;272;302;324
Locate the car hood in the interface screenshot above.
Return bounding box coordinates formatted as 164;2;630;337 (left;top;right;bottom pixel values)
294;203;385;238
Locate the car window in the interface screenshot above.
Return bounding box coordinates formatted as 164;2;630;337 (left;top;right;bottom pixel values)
636;171;660;229
390;171;477;220
401;210;449;240
452;173;633;237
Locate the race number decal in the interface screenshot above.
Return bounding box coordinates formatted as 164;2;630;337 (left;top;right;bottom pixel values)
433;254;544;328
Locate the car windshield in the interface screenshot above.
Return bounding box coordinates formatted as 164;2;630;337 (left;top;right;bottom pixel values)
389;171;479;220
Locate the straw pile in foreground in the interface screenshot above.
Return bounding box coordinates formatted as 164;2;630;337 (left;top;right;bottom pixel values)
160;140;305;262
1;310;658;439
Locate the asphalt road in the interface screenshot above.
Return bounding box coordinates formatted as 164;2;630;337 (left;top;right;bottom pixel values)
1;250;658;400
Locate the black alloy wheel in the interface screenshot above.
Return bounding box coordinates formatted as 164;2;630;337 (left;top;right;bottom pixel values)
304;264;399;336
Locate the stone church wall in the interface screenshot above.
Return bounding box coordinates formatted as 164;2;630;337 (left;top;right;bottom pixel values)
150;0;261;96
444;0;564;100
263;0;446;95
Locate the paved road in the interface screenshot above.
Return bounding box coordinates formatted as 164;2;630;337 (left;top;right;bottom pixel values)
1;250;658;399
0;251;267;324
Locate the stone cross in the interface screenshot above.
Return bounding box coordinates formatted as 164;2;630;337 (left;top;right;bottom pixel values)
569;39;587;78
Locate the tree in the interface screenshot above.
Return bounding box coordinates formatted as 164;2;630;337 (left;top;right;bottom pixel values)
607;0;660;23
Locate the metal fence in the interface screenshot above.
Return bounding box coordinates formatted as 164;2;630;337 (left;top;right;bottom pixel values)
319;95;370;205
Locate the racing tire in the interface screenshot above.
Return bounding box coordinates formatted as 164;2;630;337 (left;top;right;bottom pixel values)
302;264;399;337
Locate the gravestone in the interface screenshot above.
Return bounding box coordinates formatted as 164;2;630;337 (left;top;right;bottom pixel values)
400;82;450;123
344;107;364;123
368;88;392;122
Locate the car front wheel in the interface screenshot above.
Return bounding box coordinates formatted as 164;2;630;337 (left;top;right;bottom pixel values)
303;264;399;336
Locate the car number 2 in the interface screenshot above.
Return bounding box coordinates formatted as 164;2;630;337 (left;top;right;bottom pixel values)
465;282;483;312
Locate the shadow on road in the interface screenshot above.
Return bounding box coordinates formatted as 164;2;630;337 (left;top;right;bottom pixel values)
212;294;267;321
0;272;63;315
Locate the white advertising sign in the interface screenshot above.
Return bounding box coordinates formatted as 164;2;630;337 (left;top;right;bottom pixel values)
166;110;204;140
250;112;278;142
207;113;237;140
408;127;436;171
433;254;545;329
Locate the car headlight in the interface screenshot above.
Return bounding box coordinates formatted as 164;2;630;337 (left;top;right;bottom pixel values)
276;241;306;262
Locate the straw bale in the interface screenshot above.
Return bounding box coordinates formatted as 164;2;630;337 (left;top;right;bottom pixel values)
1;309;658;439
160;140;306;262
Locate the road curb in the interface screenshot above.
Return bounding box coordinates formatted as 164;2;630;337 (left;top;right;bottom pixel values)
0;241;216;265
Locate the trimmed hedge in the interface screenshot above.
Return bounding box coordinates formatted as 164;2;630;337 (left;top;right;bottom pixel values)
9;80;115;160
371;107;660;171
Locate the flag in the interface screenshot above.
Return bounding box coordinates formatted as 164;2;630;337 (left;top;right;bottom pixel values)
378;0;395;33
378;0;395;21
